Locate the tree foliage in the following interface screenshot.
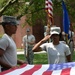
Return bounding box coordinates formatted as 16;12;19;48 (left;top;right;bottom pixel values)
0;0;75;26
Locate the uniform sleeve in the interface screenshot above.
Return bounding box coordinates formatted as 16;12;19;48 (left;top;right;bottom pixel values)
72;32;74;37
65;44;71;56
24;36;27;42
32;35;35;41
0;38;9;51
40;43;47;51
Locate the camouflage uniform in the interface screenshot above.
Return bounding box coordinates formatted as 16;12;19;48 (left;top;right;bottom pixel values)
23;31;35;64
24;46;34;64
68;30;74;60
69;39;74;60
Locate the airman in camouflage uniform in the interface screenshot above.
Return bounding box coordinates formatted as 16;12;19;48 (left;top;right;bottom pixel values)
23;28;35;64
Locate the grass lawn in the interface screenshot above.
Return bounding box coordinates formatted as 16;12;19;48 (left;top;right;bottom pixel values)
18;53;48;64
18;51;75;64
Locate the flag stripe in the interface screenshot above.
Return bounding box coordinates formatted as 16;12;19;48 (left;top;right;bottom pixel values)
48;0;53;6
61;68;71;75
48;0;53;17
70;67;75;75
52;70;62;75
42;71;53;75
45;0;53;24
45;0;48;10
21;65;42;75
32;65;49;75
5;64;34;75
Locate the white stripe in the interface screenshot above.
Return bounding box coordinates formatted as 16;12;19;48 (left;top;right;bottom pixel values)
51;70;62;75
45;6;48;8
48;9;53;13
48;0;53;4
32;65;49;75
70;67;75;75
45;0;48;8
5;65;34;75
48;5;53;10
48;10;53;16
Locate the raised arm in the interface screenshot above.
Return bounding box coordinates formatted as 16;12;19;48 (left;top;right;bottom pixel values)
32;35;51;52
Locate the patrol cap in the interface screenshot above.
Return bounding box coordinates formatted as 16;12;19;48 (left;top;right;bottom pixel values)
50;27;61;36
1;15;19;25
26;28;30;32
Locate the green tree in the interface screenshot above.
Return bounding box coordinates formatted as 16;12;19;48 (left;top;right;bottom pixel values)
0;0;75;26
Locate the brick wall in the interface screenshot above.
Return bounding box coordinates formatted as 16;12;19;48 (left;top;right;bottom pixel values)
1;15;73;48
0;16;44;49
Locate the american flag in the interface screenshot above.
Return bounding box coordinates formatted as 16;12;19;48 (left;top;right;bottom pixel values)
45;0;53;17
45;0;53;25
0;62;75;75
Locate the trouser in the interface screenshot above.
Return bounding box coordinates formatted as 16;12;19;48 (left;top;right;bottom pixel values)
24;47;34;64
69;41;74;60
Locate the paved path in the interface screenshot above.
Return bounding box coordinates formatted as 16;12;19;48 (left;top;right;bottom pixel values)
17;48;75;55
17;51;46;55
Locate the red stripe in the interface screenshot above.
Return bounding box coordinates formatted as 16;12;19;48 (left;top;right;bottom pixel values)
21;65;42;75
0;64;27;75
45;0;48;7
45;1;48;5
48;7;53;12
61;68;71;75
45;0;48;10
45;7;48;10
45;0;53;9
48;0;53;6
43;71;53;75
48;12;53;17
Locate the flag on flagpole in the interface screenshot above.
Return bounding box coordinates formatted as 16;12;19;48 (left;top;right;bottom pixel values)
1;62;75;75
62;0;70;34
45;0;53;25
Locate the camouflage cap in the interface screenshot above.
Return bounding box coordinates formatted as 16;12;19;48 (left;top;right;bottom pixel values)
1;15;19;25
26;28;30;32
50;27;61;36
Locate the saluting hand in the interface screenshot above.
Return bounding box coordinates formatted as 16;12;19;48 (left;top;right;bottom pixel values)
42;35;51;42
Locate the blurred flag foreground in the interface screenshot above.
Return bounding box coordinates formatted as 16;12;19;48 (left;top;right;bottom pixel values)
0;62;75;75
